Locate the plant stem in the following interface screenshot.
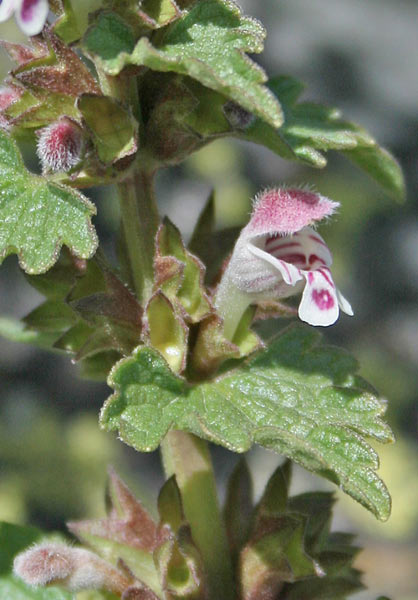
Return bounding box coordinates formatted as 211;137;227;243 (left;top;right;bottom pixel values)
161;431;234;600
117;166;159;304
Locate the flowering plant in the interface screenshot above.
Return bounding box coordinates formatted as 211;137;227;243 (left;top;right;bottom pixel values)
0;1;404;599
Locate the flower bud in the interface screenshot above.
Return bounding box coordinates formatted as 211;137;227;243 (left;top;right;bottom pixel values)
13;542;131;594
36;117;84;173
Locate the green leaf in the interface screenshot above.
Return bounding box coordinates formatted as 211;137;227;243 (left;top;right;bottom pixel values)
0;317;60;349
223;459;253;562
344;145;405;201
77;95;138;166
240;75;405;199
53;0;104;44
79;351;122;381
83;0;283;127
138;0;183;28
0;522;42;575
82;13;136;80
0;577;71;600
145;292;188;374
101;324;393;519
0;130;97;274
23;301;77;332
0;522;71;600
155;218;212;323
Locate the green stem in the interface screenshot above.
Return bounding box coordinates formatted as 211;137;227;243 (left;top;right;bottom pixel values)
117;166;159;304
161;431;234;600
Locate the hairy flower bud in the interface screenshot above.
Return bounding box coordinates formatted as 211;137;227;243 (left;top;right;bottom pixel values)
13;542;131;594
216;187;353;338
36;117;84;173
0;0;49;36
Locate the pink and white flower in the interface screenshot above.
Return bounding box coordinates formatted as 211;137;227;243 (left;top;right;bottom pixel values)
215;187;353;338
0;0;48;37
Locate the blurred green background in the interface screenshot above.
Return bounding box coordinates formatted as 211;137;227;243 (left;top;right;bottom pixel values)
0;1;417;599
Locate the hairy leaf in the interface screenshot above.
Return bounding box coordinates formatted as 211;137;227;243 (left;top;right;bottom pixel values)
83;1;282;127
0;130;97;274
101;324;393;520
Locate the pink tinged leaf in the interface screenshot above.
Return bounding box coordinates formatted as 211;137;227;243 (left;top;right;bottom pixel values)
298;268;340;326
0;0;15;22
16;0;49;36
247;187;339;237
68;468;161;553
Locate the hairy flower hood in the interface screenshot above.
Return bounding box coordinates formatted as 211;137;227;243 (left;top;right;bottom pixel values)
215;187;353;337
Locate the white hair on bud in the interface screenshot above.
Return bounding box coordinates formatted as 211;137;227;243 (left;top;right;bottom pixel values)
13;543;73;587
13;542;128;593
36;117;84;173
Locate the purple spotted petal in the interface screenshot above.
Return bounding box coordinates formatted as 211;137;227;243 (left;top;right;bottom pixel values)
15;0;48;36
298;268;340;326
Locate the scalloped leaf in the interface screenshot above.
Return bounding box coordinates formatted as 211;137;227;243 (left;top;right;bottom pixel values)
82;1;283;127
0;130;97;274
101;324;393;520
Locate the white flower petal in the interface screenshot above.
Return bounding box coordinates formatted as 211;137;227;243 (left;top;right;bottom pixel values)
298;269;339;326
0;0;15;22
249;241;303;286
15;0;48;36
336;288;354;316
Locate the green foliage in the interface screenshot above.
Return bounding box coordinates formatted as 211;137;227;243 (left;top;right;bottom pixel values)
224;461;364;600
102;324;393;520
0;130;97;274
68;469;163;597
240;76;405;200
0;522;71;600
53;0;104;44
1;31;100;132
82;1;283;127
155;218;211;323
0;251;142;380
77;95;138;166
